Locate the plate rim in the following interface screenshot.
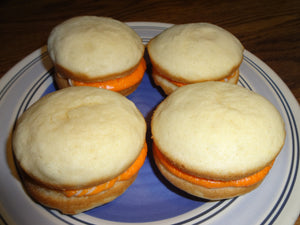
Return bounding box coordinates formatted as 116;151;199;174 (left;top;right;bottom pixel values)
0;21;299;225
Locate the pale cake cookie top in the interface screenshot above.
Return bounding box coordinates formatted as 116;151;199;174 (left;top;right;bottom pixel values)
148;23;244;82
13;87;146;187
151;82;285;180
47;16;144;80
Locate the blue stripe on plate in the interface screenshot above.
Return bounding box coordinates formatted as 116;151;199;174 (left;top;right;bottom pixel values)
3;48;298;225
0;51;48;101
0;213;9;225
238;71;252;90
14;69;53;120
174;198;237;225
243;55;299;225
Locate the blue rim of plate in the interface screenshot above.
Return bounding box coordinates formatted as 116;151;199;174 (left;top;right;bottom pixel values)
0;22;299;225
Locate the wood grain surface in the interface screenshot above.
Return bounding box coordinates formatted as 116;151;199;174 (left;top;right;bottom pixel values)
0;0;299;104
0;0;299;224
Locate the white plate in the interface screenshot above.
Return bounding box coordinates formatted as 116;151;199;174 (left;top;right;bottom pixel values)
0;22;299;225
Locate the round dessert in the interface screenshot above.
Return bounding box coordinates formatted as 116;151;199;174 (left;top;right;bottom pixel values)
47;16;146;96
13;87;147;214
151;81;285;200
147;23;244;95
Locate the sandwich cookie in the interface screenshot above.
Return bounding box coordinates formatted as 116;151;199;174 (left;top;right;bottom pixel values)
13;87;147;214
151;81;285;200
147;23;244;95
48;16;146;96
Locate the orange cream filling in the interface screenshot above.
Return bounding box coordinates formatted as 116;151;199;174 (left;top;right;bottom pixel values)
71;58;147;92
153;144;274;188
154;68;239;87
64;143;147;197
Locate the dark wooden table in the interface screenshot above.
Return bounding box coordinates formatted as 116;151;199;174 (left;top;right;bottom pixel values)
0;0;299;224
